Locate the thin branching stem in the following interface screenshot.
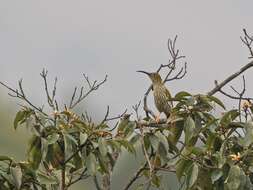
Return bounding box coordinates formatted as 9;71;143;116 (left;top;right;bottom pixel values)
69;75;107;109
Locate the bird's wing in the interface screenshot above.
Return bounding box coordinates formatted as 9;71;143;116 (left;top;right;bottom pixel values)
165;87;173;108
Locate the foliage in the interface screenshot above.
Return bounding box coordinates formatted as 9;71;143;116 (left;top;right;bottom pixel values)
1;30;253;190
1;76;253;190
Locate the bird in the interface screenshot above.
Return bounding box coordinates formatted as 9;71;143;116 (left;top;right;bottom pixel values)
137;71;172;121
137;71;182;153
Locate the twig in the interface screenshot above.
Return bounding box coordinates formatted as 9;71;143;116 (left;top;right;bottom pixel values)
69;75;107;109
67;169;89;187
230;76;246;121
132;100;141;120
100;106;128;124
207;60;253;96
123;162;148;190
64;138;90;165
165;62;187;82
61;134;66;190
141;36;187;118
241;29;253;59
94;175;102;190
0;80;48;116
40;69;58;110
100;105;110;124
218;88;253;101
138;123;153;178
208;29;253;96
137;118;168;127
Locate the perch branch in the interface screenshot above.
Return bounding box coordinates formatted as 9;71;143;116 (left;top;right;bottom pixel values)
208;29;253;96
142;36;187;118
207;60;253;96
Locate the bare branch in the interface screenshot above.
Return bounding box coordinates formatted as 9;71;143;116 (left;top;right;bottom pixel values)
207;60;253;96
223;76;246;122
69;75;107;109
0;80;47;116
138;123;153;178
40;69;57;110
132;100;141;120
142;36;187;118
241;29;253;59
165;62;187;82
123;162;148;190
100;106;128;125
143;89;157;119
218;89;253;101
100;105;110;124
208;29;253;96
52;77;57;102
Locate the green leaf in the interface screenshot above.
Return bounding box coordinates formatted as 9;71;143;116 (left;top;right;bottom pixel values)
14;110;26;130
134;184;144;190
124;122;135;137
80;132;88;145
175;91;192;99
98;138;108;157
129;134;141;145
220;109;239;126
155;131;169;150
97;152;109;173
211;169;223;184
149;134;160;151
47;133;59;145
239;122;253;147
71;149;83;171
86;153;97;175
117;116;130;132
0;155;13;161
191;146;204;156
184;116;195;144
225;165;247;190
10;166;22;189
176;158;193;181
157;142;168;162
143;135;151;150
151;174;161;187
37;171;58;185
63;134;73;159
168;120;184;149
206;133;222;152
64;133;78;145
187;163;199;188
216;150;226;169
28;136;42;170
117;139;135;154
208;95;226;110
107;140;121;152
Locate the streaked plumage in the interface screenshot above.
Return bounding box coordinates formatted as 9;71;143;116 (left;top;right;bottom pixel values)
137;71;172;118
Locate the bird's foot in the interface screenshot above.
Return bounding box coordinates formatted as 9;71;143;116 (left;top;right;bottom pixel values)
155;113;161;123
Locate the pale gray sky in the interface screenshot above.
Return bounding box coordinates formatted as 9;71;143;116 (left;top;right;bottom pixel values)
1;1;253;189
1;0;253;117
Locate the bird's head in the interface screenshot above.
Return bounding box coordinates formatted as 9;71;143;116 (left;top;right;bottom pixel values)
137;70;163;84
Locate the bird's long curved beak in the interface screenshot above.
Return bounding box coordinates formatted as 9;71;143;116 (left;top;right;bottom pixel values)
137;70;151;76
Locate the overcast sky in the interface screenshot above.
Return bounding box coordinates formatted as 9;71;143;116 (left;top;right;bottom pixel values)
1;1;253;119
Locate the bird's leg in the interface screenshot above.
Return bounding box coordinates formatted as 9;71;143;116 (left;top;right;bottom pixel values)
155;113;161;123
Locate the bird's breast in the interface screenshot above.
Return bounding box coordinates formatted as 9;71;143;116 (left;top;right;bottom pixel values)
153;85;171;114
